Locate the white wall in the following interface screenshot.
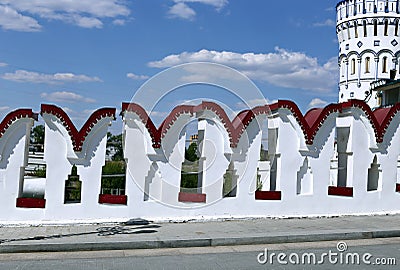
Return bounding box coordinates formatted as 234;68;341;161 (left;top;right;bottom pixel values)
1;101;400;224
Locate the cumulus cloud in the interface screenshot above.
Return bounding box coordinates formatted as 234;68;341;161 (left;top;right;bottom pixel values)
0;62;8;67
41;91;96;103
313;19;335;27
236;98;278;109
126;73;149;80
1;70;102;84
174;0;228;9
148;48;338;93
168;0;228;20
0;106;10;112
168;2;196;20
112;19;125;26
0;0;130;30
308;98;328;109
0;5;41;32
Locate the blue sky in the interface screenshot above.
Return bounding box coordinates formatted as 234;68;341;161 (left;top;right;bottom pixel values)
0;0;340;133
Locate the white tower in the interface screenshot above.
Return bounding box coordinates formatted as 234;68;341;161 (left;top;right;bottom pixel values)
337;0;400;108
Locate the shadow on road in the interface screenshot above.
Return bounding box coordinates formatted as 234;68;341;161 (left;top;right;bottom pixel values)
0;219;160;244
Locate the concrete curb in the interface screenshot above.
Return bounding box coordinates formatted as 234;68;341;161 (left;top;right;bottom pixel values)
2;229;400;253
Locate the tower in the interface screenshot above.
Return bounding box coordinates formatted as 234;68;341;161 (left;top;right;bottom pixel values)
337;0;400;108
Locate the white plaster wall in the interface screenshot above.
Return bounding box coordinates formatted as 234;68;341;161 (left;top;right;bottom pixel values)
0;118;40;221
3;105;400;224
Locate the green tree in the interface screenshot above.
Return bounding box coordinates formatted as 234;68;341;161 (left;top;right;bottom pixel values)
185;142;198;162
106;132;124;161
30;125;45;144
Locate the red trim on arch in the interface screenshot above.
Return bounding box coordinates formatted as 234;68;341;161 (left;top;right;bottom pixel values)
122;103;194;148
16;198;46;208
328;186;354;197
41;104;116;152
341;100;400;143
0;109;37;138
269;100;342;145
122;99;400;149
122;102;270;148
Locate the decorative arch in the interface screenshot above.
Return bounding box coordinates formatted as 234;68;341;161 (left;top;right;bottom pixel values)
41;104;116;152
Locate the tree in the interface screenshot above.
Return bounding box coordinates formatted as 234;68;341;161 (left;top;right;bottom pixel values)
30;125;45;145
185;142;198;162
107;132;124;161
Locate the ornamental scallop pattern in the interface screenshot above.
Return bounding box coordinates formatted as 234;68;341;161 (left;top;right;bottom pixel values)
0;109;37;138
122;100;400;148
40;104;116;152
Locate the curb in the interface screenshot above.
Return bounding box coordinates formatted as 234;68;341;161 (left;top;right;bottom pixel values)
2;229;400;253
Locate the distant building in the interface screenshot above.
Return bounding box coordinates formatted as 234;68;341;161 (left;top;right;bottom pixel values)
336;0;400;108
190;134;198;143
370;78;400;106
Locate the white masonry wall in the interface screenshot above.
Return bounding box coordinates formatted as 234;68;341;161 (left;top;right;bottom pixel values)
0;102;400;224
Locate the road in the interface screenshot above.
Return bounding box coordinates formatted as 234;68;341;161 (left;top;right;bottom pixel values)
0;238;399;269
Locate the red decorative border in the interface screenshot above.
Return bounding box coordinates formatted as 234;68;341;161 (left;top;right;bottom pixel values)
122;99;400;148
341;100;400;143
255;190;282;200
16;198;46;208
122;102;266;148
0;109;37;138
41;104;116;152
178;192;206;203
269;100;342;145
328;186;354;197
122;103;194;148
396;184;400;193
98;194;128;205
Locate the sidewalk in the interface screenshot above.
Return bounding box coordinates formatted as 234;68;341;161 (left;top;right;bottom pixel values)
1;215;400;253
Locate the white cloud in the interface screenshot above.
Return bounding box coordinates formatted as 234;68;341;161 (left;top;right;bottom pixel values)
126;73;149;80
168;0;228;20
0;106;10;112
0;5;42;32
74;15;103;28
308;98;328;109
313;19;335;27
0;62;8;67
148;48;338;93
174;0;228;9
112;19;125;26
0;0;130;29
168;3;196;20
1;70;102;84
150;111;169;118
236;98;278;109
41;91;96;103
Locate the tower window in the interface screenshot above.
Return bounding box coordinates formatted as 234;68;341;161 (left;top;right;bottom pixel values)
395;20;399;36
384;20;389;36
365;57;371;73
354;21;358;38
383;57;388;73
351;58;356;75
363;20;367;37
373;20;378;36
342;61;346;77
347;23;351;39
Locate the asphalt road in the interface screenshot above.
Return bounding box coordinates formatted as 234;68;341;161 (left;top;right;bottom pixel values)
0;238;399;270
